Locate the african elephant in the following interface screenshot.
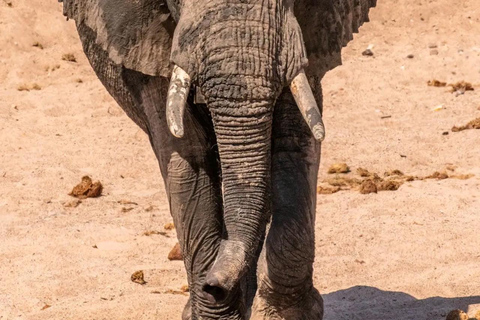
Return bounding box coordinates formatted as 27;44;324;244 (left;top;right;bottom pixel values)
60;0;376;318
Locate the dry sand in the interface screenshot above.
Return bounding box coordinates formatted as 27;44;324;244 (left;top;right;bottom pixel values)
1;0;479;319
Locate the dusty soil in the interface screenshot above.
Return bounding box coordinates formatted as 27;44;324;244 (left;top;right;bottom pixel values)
1;0;479;319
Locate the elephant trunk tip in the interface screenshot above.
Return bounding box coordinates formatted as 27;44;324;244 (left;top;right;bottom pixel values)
202;240;249;304
202;277;228;303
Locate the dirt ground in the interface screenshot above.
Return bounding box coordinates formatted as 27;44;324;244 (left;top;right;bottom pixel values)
1;0;479;319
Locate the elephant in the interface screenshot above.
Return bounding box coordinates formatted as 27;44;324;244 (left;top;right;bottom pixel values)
60;0;376;318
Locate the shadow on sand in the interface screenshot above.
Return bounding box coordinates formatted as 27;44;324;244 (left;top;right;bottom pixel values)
322;286;480;320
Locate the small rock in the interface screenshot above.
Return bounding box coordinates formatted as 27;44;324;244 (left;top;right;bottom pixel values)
362;49;374;56
131;270;146;285
428;44;438;49
168;243;183;261
407;54;414;59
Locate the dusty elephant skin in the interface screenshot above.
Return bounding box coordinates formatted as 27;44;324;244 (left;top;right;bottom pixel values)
59;0;376;318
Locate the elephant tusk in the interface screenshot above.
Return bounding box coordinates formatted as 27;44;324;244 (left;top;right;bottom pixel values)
166;65;191;138
290;70;326;142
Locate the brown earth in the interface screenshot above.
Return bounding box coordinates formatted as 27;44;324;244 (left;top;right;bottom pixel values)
1;0;479;319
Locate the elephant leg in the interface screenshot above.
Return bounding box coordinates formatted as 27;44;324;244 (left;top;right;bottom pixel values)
251;88;323;320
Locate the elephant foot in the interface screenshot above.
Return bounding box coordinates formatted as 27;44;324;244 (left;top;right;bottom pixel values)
182;299;191;320
250;288;324;320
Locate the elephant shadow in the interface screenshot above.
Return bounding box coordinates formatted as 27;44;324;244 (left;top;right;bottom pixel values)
322;286;480;320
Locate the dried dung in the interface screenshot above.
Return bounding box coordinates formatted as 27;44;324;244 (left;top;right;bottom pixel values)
384;169;404;177
448;81;474;93
69;176;103;199
328;163;350;174
428;79;447;87
164;223;175;231
118;199;138;205
452;117;480;132
357;167;372;177
425;171;449;180
445;309;468;320
62;53;77;62
451;174;474;180
131;270;146;285
168;243;183;261
359;179;377;194
317;185;341;195
377;180;403;191
325;177;362;188
143;230;167;236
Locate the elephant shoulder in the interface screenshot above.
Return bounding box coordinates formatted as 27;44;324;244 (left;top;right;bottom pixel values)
61;0;175;77
295;0;377;78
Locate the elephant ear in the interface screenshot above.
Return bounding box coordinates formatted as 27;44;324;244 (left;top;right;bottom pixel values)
295;0;377;78
61;0;175;77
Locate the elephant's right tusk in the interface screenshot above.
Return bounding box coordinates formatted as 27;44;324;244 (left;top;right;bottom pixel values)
290;70;326;141
166;65;191;138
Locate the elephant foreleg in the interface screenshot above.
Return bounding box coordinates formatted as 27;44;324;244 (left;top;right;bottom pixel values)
251;89;323;320
126;72;245;319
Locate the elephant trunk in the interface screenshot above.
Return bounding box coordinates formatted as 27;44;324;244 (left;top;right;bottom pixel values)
201;76;275;303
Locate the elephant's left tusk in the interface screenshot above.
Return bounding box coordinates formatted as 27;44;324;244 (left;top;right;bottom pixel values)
290;70;326;141
166;65;191;138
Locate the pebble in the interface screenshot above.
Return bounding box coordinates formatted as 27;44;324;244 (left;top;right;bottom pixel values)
362;49;374;56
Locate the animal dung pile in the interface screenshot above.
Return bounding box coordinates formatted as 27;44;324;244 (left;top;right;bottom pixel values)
131;270;146;285
168;243;183;261
452;117;480;132
327;163;350;174
69;176;103;199
317;166;474;195
427;79;475;95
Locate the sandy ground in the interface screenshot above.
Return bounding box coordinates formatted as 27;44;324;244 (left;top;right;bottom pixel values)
1;0;479;319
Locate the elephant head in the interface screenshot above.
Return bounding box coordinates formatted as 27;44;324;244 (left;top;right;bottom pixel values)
61;0;376;316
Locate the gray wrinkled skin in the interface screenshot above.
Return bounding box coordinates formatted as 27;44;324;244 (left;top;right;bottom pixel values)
60;0;376;318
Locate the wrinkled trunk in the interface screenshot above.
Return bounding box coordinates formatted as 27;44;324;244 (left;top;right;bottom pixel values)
202;95;273;303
